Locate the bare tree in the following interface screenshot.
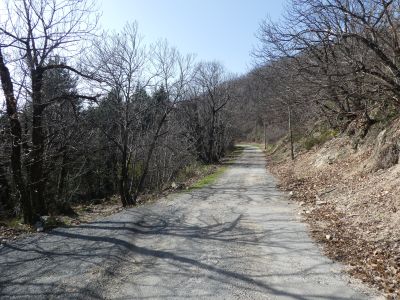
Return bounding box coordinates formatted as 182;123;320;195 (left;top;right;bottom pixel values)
0;48;31;222
255;0;400;120
88;22;148;206
133;41;195;200
189;61;232;162
0;1;237;223
0;0;99;223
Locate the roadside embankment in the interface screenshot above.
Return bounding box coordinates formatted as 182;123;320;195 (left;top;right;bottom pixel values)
267;120;400;298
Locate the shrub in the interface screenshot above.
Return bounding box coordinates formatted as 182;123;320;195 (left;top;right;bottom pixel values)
303;129;339;150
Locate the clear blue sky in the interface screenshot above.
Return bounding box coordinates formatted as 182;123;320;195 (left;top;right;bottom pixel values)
100;0;285;75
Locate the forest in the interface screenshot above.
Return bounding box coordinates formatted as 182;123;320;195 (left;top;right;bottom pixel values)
0;0;241;224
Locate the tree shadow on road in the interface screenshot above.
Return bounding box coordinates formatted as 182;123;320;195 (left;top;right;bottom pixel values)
0;147;369;299
0;206;361;300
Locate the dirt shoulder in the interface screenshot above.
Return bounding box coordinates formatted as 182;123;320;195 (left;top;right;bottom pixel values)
267;135;400;299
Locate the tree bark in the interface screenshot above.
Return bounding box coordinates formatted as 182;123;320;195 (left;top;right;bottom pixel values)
0;163;12;215
288;106;294;160
263;119;267;150
0;47;32;223
207;109;218;163
134;112;167;202
29;69;47;220
119;149;132;207
56;150;68;202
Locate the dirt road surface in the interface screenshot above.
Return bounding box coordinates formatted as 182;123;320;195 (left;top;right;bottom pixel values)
0;146;382;299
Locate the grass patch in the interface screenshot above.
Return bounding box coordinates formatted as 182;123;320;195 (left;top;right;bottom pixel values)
251;143;264;149
240;143;265;151
189;165;227;190
176;162;208;183
0;217;33;232
1;217;23;228
265;143;277;154
0;217;33;240
179;145;244;191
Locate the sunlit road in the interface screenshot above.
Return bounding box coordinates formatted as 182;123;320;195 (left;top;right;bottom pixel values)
0;146;381;299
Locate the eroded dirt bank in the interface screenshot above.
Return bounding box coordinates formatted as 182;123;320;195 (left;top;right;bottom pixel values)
268;136;400;299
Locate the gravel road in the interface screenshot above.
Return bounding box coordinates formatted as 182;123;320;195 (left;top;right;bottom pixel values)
0;145;382;299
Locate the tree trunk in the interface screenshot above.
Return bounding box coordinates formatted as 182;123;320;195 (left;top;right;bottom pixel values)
29;69;47;220
0;47;32;224
288;106;294;160
134;113;167;202
207;109;218;163
263;119;267;150
56;150;68;201
119;151;129;207
118;124;134;206
0;163;12;215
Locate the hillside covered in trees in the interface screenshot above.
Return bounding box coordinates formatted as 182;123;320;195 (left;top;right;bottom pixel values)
0;0;240;224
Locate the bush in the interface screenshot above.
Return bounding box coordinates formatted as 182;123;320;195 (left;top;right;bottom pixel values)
302;129;339;150
176;163;202;182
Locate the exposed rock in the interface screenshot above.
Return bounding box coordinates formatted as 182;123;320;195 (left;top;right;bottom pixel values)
365;129;400;172
35;221;44;232
40;215;50;223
